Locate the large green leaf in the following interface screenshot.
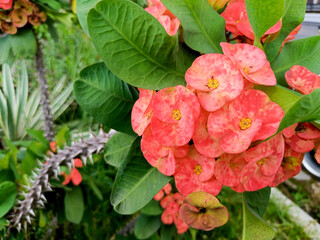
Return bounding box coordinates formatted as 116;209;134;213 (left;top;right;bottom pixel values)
276;89;320;133
64;187;85;224
244;187;271;218
255;85;300;113
111;138;171;214
162;0;226;54
245;0;284;47
134;214;161;239
140;199;163;216
271;36;320;86
0;181;17;218
74;62;138;135
104;132;137;167
87;0;188;90
242;195;275;240
265;0;306;61
76;0;101;35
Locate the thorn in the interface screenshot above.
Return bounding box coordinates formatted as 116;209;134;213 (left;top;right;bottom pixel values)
88;154;93;164
89;130;95;138
45;184;53;192
37;200;45;207
81;156;87;166
17;223;21;232
26;216;31;224
96;145;104;153
29;209;36;217
66;162;72;170
99;127;104;136
40;194;47;202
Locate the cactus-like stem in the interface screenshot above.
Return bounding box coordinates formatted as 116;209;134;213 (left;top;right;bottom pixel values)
35;37;55;142
7;129;116;233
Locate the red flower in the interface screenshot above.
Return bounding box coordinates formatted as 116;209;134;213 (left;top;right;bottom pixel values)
61;158;83;186
0;0;13;10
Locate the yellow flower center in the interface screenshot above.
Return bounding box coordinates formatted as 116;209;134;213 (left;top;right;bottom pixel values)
144;110;152;119
208;77;219;90
242;66;249;74
239;118;252;130
194;164;202;175
236;20;240;24
257;158;267;166
230;161;238;169
172;109;182;120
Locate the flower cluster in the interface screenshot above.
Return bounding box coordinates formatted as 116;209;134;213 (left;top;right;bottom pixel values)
61;158;83;186
154;183;189;234
0;0;46;34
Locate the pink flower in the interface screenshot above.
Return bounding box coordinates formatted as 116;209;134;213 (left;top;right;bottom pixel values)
240;133;285;191
214;153;247;188
145;0;180;36
285;65;320;95
207;89;284;153
270;144;303;187
154;183;172;201
193;108;224;158
185;53;243;112
174;146;222;196
150;85;200;147
61;158;83;186
221;43;277;86
141;126;189;176
131;89;155;136
0;0;13;10
179;192;229;231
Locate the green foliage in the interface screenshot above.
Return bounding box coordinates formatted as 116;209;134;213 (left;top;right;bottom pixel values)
87;0;190;90
245;0;284;48
265;0;306;61
242;195;276;240
104;132;137;167
244;187;271;218
0;63;73;141
134;214;161;239
141;200;163;216
271;36;320;86
162;0;226;54
0;29;37;65
111;138;171;214
76;0;101;35
73;62;138;135
277;89;320;133
64;187;85;224
0;181;17;218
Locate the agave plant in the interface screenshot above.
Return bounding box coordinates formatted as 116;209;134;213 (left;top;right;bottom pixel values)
0;62;73;141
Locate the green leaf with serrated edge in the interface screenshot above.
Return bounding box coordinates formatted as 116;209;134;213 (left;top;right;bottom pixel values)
245;0;284;47
255;85;300;113
162;0;226;54
276;89;320;134
104;132;137;168
76;0;101;35
265;0;306;62
242;195;275;240
271;36;320;86
244;187;271;218
64;187;85;224
87;0;188;90
111;138;171;214
74;62;138;135
141;199;163;216
0;181;17;218
134;214;161;239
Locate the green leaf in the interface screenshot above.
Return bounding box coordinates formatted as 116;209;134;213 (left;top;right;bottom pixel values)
87;178;104;201
111;138;171;214
245;0;284;45
26;129;49;146
9;29;37;60
0;169;14;183
141;199;163;216
87;0;188;90
271;36;320;86
0;181;17;218
244;187;271;217
265;0;306;61
64;187;85;224
104;132;137;167
74;62;138;135
277;89;320;133
162;0;226;54
76;0;101;35
255;85;300;113
55;126;71;148
160;225;175;240
134;214;161;239
0;218;9;231
242;195;275;240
